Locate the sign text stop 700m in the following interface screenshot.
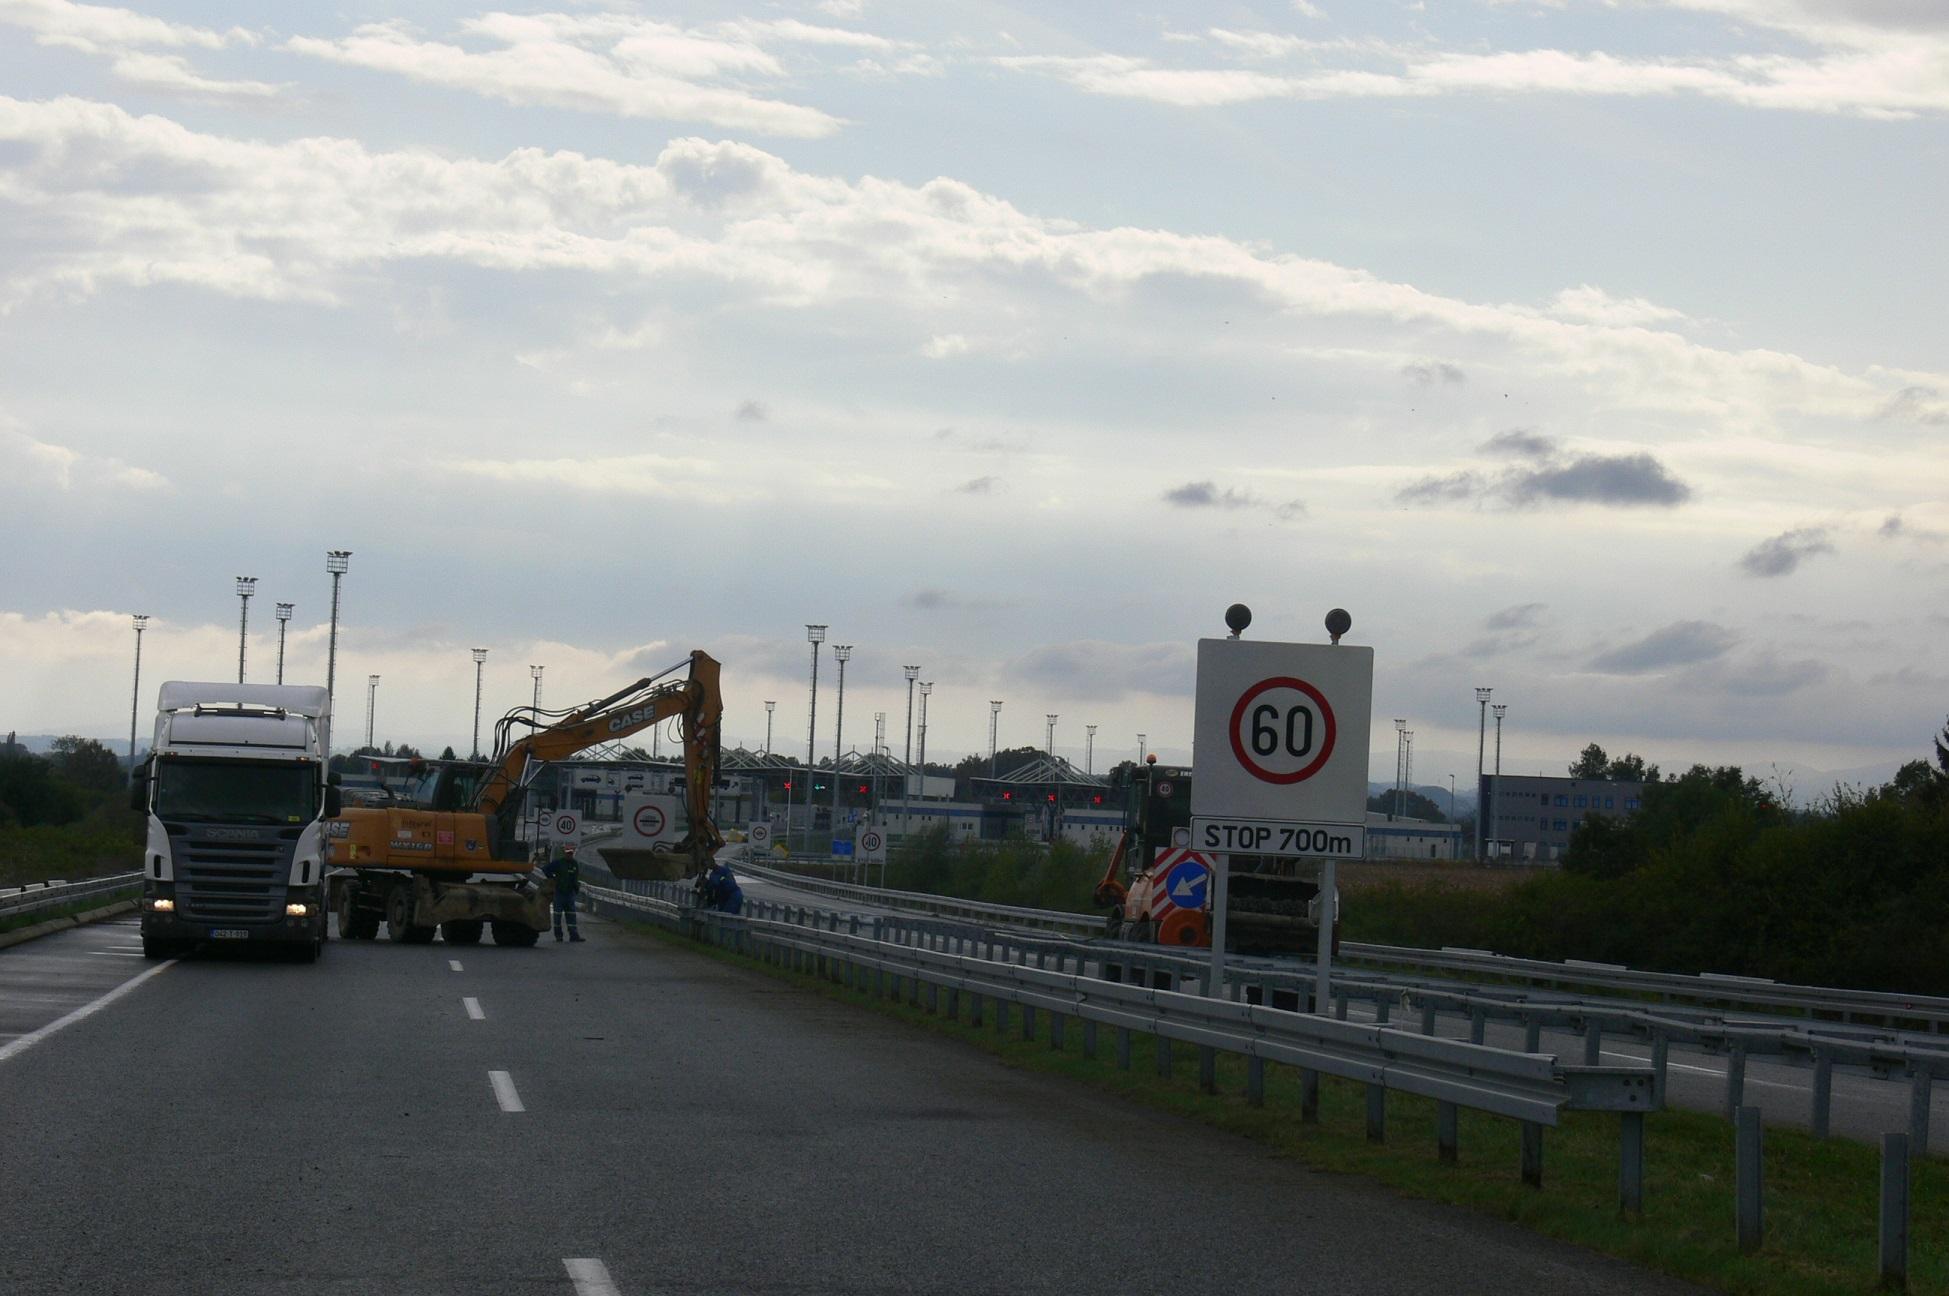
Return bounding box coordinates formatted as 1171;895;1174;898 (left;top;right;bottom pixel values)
1192;816;1365;859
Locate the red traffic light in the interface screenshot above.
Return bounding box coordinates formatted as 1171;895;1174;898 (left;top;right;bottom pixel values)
1001;790;1012;801
1046;793;1057;803
783;780;793;790
857;784;869;794
1091;795;1103;805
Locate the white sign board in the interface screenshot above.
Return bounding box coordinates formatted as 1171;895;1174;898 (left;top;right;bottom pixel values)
548;809;582;845
747;821;773;849
857;826;887;863
1189;638;1372;859
621;794;678;846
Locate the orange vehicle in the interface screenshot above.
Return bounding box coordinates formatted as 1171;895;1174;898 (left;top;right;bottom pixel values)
1094;755;1335;955
326;650;724;946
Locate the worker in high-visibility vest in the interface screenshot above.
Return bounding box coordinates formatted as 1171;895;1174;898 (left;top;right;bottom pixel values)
542;843;585;942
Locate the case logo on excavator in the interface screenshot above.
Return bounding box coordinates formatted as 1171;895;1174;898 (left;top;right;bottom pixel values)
607;706;656;733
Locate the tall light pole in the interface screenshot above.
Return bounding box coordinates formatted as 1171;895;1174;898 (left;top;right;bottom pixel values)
916;682;932;776
324;551;349;720
1045;713;1057;757
1137;732;1147;764
1085;724;1096;775
366;674;380;750
129;614;149;766
1492;704;1508;774
763;700;776;755
274;603;293;685
805;626;826;834
234;576;257;683
988;701;1002;777
530;664;544;728
1392;718;1407;818
1475;686;1493;859
902;665;920;766
1490;703;1508;860
471;648;489;759
831;645;851;823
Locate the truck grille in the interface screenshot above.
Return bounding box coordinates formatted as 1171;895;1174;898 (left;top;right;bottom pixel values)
174;830;292;923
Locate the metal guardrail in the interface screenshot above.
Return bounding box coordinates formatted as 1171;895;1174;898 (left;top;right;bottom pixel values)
585;877;1658;1206
0;872;143;920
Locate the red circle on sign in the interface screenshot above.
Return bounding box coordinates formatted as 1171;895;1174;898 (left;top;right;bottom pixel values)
554;814;576;834
633;804;665;837
861;831;882;851
1227;676;1337;785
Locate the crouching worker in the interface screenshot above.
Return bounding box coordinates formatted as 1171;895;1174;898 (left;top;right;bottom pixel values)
543;843;585;943
699;858;743;915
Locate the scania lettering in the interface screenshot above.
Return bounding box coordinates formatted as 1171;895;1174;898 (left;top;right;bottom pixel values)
130;681;338;962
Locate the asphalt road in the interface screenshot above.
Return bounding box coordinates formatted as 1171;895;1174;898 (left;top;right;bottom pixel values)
732;870;1948;1156
0;912;1696;1296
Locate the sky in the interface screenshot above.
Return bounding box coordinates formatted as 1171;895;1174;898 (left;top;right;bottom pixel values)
0;0;1944;792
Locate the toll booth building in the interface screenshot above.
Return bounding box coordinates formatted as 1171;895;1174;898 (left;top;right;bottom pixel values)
1363;812;1464;861
972;755;1114;844
1480;773;1646;863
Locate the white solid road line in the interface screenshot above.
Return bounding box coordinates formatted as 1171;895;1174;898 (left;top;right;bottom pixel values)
463;997;485;1021
449;960;463;972
563;1258;622;1296
0;960;175;1066
91;951;146;957
489;1069;525;1113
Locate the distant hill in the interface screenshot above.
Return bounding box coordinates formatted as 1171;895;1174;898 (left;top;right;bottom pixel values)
1367;781;1473;821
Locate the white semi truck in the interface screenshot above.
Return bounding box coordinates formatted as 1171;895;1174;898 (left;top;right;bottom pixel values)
130;681;338;962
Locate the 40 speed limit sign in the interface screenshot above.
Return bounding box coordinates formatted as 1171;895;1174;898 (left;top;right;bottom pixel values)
1190;637;1373;859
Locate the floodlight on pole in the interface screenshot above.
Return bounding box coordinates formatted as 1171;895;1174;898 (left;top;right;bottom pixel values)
274;603;293;685
1490;702;1508;860
1137;732;1147;764
1393;718;1407;818
805;627;826;834
902;665;920;767
324;551;349;721
530;664;543;715
129;615;149;766
763;700;776;755
1085;724;1096;775
988;700;1002;778
366;674;380;750
1475;687;1493;859
1492;704;1508;774
234;577;257;683
831;645;851;822
471;648;489;760
1045;713;1057;757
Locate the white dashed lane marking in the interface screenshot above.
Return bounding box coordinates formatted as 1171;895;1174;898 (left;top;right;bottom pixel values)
489;1070;524;1113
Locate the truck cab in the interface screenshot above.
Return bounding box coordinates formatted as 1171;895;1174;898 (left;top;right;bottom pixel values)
132;682;336;962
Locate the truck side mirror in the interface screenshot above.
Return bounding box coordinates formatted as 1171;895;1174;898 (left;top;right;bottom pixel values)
128;771;147;813
324;785;343;817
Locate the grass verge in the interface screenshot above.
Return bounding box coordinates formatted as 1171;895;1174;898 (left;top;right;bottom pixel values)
0;893;138;937
618;914;1947;1296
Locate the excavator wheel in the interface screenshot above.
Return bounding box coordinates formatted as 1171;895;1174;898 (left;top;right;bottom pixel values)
385;887;438;944
490;920;541;948
441;920;484;945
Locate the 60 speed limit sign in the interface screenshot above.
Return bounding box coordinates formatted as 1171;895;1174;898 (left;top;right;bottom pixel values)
1191;637;1372;859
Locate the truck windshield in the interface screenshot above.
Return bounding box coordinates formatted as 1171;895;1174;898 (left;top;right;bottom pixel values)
153;758;319;824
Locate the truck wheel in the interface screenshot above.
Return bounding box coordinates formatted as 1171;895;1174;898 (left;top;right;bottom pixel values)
441;920;484;945
490;920;541;948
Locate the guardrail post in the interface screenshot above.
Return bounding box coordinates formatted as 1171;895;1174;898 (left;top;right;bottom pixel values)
1199;1046;1217;1094
1083;1018;1097;1061
1609;1110;1646;1219
1050;1012;1066;1051
1117;1027;1132;1070
1436;1102;1457;1163
1300;1069;1320;1124
1583;1021;1603;1066
994;998;1009;1036
1334;994;1349;1021
1470;1009;1487;1045
1881;1132;1910;1290
1374;998;1391;1026
1725;1044;1748;1121
1907;1070;1933;1165
1523;1019;1542;1053
1419;1002;1437;1035
945;987;959;1021
1156;1036;1173;1079
925;982;938;1014
1811;1052;1833;1138
1520;1123;1544;1188
1651;1032;1670;1107
1247;1056;1265;1107
1366;1084;1386;1142
1735;1105;1763;1253
1022;1004;1037;1041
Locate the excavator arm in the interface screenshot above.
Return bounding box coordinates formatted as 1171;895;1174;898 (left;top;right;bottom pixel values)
478;650;725;868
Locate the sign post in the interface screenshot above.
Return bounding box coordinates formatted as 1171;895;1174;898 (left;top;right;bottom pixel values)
1190;627;1372;1010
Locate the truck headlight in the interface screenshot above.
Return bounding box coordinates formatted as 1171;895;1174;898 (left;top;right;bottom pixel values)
149;897;175;913
286;902;311;917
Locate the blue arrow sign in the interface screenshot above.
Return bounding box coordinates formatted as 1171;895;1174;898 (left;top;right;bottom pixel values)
1162;858;1209;910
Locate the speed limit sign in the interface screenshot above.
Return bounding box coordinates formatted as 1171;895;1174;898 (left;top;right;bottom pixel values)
550;810;581;843
1190;637;1371;859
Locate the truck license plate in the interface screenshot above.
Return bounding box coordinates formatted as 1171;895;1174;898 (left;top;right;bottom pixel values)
209;929;249;940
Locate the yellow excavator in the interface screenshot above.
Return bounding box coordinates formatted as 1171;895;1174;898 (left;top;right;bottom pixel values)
326;650;724;946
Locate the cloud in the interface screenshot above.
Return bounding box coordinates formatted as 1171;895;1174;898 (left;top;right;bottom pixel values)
921;333;969;358
1877;385;1949;425
954;475;999;495
1880;513;1948;544
444;451;726;500
1485;602;1547;631
286;14;854;137
903;587;1006;612
2;427;168;491
1162;480;1304;520
1402;360;1465;385
734;399;768;422
1006;639;1196;700
1588;620;1739;674
1399;442;1690;508
1717;651;1830;697
1547;284;1688;328
0;0;273;100
108;51;281;100
1739;527;1834;577
1481;429;1557;458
